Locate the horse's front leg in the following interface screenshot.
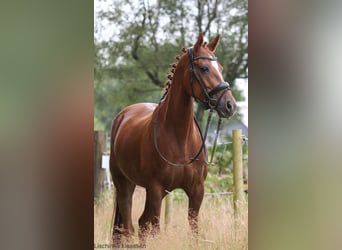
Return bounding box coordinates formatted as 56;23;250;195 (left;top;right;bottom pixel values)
148;185;165;236
187;183;204;236
138;191;150;244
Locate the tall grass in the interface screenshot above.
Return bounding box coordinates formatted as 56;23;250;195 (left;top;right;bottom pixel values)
94;188;248;249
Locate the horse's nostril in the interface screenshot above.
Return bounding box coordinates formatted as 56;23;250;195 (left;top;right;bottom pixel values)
226;101;232;112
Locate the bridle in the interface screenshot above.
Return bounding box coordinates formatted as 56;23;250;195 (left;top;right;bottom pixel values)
188;48;231;109
154;47;230;167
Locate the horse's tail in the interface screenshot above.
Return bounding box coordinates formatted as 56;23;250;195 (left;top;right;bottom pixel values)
110;114;124;241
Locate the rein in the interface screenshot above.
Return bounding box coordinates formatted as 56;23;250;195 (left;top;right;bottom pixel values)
153;48;227;167
153;107;211;167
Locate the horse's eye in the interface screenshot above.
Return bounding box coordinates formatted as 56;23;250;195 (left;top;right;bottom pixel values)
200;66;209;73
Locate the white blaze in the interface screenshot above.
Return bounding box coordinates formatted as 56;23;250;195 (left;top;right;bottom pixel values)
211;60;224;81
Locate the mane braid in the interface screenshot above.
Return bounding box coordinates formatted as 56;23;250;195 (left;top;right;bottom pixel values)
159;58;180;102
160;46;188;102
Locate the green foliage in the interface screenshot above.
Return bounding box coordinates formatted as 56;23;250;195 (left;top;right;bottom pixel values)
209;143;233;176
94;0;248;129
206;131;248;193
172;189;188;203
94;188;114;206
205;172;234;193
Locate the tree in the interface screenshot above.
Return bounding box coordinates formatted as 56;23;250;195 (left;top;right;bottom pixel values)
94;0;247;131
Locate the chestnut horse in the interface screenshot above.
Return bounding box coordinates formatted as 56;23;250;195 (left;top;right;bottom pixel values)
110;33;236;243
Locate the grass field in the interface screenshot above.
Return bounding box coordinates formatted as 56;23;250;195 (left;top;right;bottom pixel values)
94;188;248;250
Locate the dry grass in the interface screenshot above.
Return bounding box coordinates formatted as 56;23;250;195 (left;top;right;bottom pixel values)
94;188;248;250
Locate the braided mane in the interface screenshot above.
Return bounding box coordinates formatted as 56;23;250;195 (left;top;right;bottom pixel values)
159;42;210;102
160;47;188;101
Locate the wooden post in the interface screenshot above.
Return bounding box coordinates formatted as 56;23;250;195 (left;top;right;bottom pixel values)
232;129;245;214
94;131;107;199
164;192;173;230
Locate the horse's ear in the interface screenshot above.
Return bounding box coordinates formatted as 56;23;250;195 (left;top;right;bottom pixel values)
207;34;220;52
193;32;204;52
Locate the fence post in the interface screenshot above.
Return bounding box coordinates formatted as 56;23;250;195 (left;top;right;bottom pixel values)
164;192;173;230
232;129;245;215
94;131;107;199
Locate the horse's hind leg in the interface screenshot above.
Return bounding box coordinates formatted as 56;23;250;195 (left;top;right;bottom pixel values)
111;170;136;243
112;197;123;244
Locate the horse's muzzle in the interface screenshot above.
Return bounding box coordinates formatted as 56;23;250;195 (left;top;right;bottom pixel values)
216;96;236;118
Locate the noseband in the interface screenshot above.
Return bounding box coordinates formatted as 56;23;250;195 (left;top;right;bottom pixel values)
188;48;231;109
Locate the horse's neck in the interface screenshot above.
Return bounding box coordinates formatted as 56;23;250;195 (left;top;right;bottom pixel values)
158;73;195;139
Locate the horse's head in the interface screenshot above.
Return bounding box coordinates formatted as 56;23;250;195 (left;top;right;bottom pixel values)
182;33;236;118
